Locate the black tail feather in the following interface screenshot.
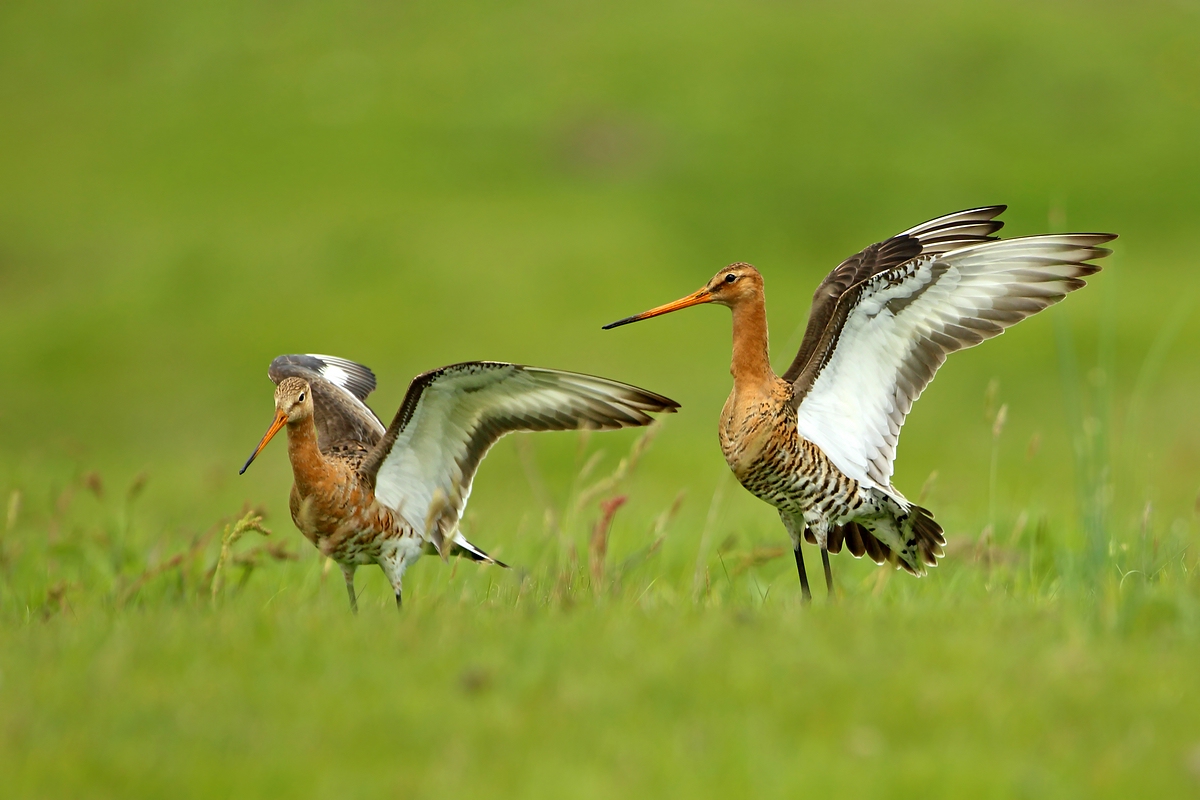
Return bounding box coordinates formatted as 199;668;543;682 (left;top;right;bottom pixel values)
911;505;946;567
452;543;509;568
826;507;945;576
424;539;509;568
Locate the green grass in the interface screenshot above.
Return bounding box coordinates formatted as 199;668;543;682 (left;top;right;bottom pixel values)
3;0;1200;796
7;597;1200;798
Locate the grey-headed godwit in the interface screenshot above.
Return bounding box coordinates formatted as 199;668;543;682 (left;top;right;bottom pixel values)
604;207;1114;600
240;354;679;610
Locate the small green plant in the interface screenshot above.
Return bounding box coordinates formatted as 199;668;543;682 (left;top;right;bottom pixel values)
209;510;275;603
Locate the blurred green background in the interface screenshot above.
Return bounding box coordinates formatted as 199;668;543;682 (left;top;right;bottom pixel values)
2;1;1199;797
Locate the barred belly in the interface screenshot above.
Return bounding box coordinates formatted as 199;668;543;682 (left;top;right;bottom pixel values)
718;386;871;523
735;433;867;522
290;480;401;567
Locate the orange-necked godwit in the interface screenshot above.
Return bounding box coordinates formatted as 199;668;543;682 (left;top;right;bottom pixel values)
604;207;1114;600
240;354;679;610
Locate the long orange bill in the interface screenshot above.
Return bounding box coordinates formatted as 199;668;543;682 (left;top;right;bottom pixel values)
602;287;715;330
240;409;288;475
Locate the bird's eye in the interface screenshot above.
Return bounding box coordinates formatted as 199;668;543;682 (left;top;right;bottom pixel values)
298;391;306;402
724;273;737;284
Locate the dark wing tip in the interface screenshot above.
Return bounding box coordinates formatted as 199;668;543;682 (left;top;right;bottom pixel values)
449;538;509;568
952;204;1007;219
630;386;681;413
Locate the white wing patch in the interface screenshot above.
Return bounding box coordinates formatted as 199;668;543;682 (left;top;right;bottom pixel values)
373;372;488;530
370;364;676;550
795;235;1110;491
303;353;379;404
796;257;949;489
319;363;350;390
312;360;385;439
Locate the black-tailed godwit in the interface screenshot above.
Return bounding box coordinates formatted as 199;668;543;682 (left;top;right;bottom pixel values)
604;206;1114;600
240;354;679;610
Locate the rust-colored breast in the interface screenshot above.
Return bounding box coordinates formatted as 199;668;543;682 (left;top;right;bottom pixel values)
719;378;792;479
286;429;409;566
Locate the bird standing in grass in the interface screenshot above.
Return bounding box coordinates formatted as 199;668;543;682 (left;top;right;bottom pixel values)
604;207;1114;600
240;354;678;610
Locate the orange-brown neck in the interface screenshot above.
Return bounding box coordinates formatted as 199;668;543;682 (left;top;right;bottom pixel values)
285;415;328;492
729;292;775;393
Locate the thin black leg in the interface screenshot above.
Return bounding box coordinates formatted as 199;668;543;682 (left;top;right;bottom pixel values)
394;590;403;610
342;566;358;614
821;546;834;600
794;540;813;602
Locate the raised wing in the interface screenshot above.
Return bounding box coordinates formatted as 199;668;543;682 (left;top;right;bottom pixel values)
268;354;385;451
790;231;1115;490
782;206;1007;384
362;362;679;553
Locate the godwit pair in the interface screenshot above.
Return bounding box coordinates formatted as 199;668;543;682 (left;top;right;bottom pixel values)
605;206;1114;599
241;355;678;610
243;206;1114;607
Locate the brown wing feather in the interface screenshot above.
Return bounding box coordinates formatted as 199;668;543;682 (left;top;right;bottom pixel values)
781;206;1007;388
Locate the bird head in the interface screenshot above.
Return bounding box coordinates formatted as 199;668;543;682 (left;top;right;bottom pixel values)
239;377;312;474
602;262;763;329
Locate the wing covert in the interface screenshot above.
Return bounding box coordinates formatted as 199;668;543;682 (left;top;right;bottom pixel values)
789;232;1114;489
362;362;679;552
783;206;1007;385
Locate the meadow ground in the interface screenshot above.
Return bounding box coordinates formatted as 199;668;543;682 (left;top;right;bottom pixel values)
2;1;1200;797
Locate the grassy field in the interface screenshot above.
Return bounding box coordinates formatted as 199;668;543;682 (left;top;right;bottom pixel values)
3;0;1200;796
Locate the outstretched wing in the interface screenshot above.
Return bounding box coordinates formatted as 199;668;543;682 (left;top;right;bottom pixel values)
361;362;679;553
789;228;1115;490
782;206;1007;383
268;354;385;451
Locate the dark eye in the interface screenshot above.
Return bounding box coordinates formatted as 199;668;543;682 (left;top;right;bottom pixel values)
724;273;737;284
298;391;306;402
